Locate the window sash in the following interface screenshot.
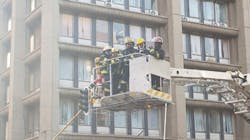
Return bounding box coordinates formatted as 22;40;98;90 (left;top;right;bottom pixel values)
205;37;215;57
194;109;206;132
189;0;200;18
203;1;215;21
60;55;74;80
78;17;92;40
129;0;141;8
78;59;92;82
60;14;74;37
96;20;109;43
60;99;75;124
209;111;220;133
130;25;141;42
113;22;125;45
223;113;233;134
190;35;201;55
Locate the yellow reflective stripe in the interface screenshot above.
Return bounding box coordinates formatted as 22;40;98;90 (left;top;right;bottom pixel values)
154;91;160;96
147;89;153;94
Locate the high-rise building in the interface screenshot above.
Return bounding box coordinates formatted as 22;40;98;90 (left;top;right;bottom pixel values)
0;0;249;140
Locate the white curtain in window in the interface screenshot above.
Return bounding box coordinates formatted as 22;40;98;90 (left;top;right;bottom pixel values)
60;99;75;124
60;55;74;80
112;0;124;4
145;0;156;10
194;109;206;132
203;1;214;21
6;52;11;68
30;0;36;12
130;25;141;42
209;111;220;133
186;109;191;132
189;0;200;18
215;3;228;24
182;34;187;56
78;59;92;81
113;22;125;45
129;0;141;8
131;110;143;128
223;113;233;134
181;0;185;16
96;20;109;43
78;17;91;40
190;35;201;55
114;111;126;127
30;34;35;52
205;37;215;57
60;14;73;37
148;109;159;130
7;18;11;31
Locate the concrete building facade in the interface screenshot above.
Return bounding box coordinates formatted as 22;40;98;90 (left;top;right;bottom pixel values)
0;0;249;140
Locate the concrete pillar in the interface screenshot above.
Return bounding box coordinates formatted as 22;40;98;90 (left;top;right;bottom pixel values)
165;0;186;140
235;0;250;140
40;0;60;139
7;0;26;140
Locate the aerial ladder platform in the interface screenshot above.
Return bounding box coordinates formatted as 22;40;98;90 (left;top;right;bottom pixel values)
52;54;250;140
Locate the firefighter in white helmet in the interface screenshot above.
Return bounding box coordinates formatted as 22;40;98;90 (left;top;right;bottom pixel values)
149;36;165;59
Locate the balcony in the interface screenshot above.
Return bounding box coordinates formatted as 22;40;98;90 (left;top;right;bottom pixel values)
23;47;41;65
186;98;231;110
182;20;238;37
60;0;167;26
184;59;240;72
22;88;40;106
59;42;102;55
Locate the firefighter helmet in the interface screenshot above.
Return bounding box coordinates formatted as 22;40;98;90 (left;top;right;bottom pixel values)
111;48;119;53
103;45;111;51
151;36;163;44
136;38;145;45
124;37;134;44
95;57;100;64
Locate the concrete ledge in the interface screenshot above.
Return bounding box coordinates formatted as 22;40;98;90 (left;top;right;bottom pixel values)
184;59;240;72
59;133;166;140
25;5;42;26
0;104;9;116
59;0;167;26
23;48;41;65
186;99;232;110
0;68;10;79
182;21;239;37
0;31;11;43
59;42;102;55
22;88;40;106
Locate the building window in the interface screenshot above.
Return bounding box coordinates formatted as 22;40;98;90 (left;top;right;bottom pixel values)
145;0;156;12
60;14;74;43
203;0;214;25
78;58;92;82
131;110;143;134
112;0;125;9
182;34;188;59
60;54;74;87
96;111;110;132
130;25;141;43
218;39;230;64
96;19;109;47
25;105;40;138
129;0;141;12
188;0;200;22
186;109;191;132
223;112;233;134
28;63;40;93
215;2;228;27
30;0;36;12
192;86;204;100
204;37;216;62
28;26;41;53
194;109;206;133
145;27;156;42
190;35;201;61
113;22;125;49
78;17;92;45
60;98;75;125
148;108;159;131
183;0;228;27
7;18;11;31
209;111;220;133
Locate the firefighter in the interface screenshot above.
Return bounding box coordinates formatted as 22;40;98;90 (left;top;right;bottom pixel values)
111;48;122;94
136;38;149;55
100;46;112;96
119;37;138;92
149;36;165;60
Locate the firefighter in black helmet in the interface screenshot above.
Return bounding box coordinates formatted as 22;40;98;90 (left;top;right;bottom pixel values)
149;36;165;60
